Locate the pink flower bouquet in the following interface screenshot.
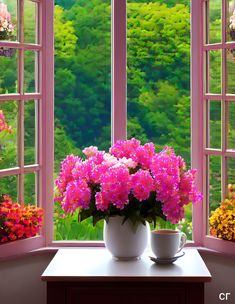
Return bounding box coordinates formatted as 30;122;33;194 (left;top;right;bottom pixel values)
54;139;202;226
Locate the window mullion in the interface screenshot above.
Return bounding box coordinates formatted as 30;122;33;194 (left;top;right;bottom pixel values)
111;0;127;144
17;0;25;204
40;0;54;246
221;0;227;200
18;100;25;204
191;0;205;245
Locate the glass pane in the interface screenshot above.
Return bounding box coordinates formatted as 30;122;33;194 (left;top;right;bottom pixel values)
0;48;18;94
227;0;235;41
0;1;17;41
207;100;221;149
208;0;222;44
226;49;235;94
227;101;235;149
0;101;18;169
227;157;235;191
24;50;38;93
126;1;192;240
24;172;37;205
127;0;190;161
209;156;222;215
24;0;37;44
25;100;38;165
207;50;221;94
54;0;111;240
0;175;18;201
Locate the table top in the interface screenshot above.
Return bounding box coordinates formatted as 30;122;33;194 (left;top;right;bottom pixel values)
41;247;211;283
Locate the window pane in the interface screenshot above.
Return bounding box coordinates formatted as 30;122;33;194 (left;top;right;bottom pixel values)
226;49;235;94
207;100;221;149
127;1;190;163
208;156;222;215
24;50;38;93
54;211;104;241
207;50;221;94
127;1;192;239
24;172;37;205
0;1;17;41
227;157;235;190
54;1;111;240
207;0;222;44
227;0;235;41
0;101;18;170
0;48;18;94
24;0;37;44
0;175;18;201
227;101;235;149
25;100;38;165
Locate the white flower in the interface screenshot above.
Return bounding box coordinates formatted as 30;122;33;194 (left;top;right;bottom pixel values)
119;157;137;169
103;153;118;166
2;20;8;29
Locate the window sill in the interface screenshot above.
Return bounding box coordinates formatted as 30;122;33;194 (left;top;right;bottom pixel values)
35;244;235;259
1;240;234;262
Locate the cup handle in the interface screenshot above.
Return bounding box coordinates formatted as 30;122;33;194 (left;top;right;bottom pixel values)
177;232;187;253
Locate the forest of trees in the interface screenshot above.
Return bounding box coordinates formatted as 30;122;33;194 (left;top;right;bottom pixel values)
0;0;234;240
53;0;191;167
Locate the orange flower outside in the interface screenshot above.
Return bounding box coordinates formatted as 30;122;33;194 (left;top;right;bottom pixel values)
0;195;44;244
209;185;235;242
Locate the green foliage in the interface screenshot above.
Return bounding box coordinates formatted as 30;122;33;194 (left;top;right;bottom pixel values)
55;0;76;10
54;121;82;173
54;6;78;60
54;1;111;150
0;51;18;94
54;201;104;240
127;2;191;165
128;0;189;6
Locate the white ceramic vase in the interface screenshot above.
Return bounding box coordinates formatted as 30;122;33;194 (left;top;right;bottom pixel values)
103;216;149;260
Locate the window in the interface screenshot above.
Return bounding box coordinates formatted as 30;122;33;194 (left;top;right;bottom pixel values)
126;0;192;238
53;0;112;241
0;0;53;258
1;0;234;256
192;0;235;254
53;0;193;243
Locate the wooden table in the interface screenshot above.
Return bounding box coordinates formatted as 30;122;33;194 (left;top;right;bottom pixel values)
41;248;211;304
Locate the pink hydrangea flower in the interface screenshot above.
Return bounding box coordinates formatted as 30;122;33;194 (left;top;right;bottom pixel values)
55;139;202;225
151;147;180;203
62;179;91;213
110;138;141;159
135;142;155;169
150;147;202;223
150;147;183;222
110;139;155;169
131;170;154;201
95;192;110;211
55;155;81;195
179;169;203;206
97;166;131;210
82;146;99;157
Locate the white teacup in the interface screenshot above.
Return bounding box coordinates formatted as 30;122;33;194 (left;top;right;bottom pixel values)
151;229;187;259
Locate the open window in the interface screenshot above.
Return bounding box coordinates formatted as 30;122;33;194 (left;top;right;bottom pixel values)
0;0;53;258
192;0;235;254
